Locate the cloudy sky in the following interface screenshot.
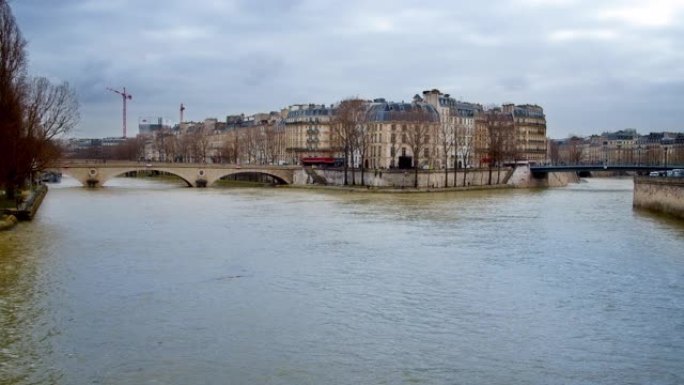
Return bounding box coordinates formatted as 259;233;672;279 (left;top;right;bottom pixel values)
11;0;684;138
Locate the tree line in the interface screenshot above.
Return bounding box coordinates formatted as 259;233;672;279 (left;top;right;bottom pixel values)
1;1;79;198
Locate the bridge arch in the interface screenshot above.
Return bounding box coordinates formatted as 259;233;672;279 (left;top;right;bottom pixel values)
104;168;195;187
61;167;195;187
60;161;297;188
208;170;290;186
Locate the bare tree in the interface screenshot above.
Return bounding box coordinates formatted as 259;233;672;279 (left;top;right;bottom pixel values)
255;120;283;165
153;129;176;162
549;140;560;164
0;0;27;198
191;127;211;163
404;106;437;188
262;123;284;165
24;77;79;140
458;123;474;187
111;137;145;160
567;136;584;165
229;129;242;164
1;4;80;198
485;110;515;184
254;122;267;164
331;98;365;185
218;136;235;164
438;119;455;187
355;114;371;185
177;133;194;163
21;78;79;180
242;126;258;164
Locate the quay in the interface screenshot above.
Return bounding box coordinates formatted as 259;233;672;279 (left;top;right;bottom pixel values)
60;160;585;190
633;176;684;219
2;184;48;221
0;185;48;230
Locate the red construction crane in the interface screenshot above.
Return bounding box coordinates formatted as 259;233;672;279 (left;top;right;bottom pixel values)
107;87;133;138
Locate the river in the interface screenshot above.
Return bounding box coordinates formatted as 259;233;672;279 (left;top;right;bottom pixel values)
1;176;683;384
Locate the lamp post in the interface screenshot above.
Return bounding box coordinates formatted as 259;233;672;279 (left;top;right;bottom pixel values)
637;145;642;167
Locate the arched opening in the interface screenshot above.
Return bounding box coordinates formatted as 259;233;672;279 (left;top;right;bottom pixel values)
104;169;193;187
212;171;288;187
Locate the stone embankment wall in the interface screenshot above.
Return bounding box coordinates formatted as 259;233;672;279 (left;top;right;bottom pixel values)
505;166;579;188
295;168;514;189
633;176;684;219
294;166;580;189
2;185;48;223
18;184;48;220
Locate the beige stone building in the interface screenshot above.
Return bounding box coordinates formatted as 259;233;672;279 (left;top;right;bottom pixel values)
282;104;335;164
551;130;683;167
502;104;547;164
140;90;550;169
364;99;441;169
422;89;482;168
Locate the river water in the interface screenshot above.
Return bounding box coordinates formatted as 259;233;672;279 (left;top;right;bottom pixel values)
1;176;683;384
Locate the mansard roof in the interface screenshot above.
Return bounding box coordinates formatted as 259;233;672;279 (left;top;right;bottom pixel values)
365;101;440;123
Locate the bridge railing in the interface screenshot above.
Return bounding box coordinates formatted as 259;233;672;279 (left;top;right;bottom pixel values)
61;159;301;170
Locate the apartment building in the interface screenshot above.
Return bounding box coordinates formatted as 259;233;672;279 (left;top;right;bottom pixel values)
422;89;482;169
283;104;334;164
502;104;547;164
365;99;440;169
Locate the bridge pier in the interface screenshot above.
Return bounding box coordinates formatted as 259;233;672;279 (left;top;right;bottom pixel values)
86;178;100;188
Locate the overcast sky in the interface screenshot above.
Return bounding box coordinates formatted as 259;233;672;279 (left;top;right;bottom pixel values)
11;0;684;138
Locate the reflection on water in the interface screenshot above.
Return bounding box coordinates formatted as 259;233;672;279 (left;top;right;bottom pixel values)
1;176;683;384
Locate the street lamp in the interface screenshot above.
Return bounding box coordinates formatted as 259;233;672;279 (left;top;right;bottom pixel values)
637;145;642;167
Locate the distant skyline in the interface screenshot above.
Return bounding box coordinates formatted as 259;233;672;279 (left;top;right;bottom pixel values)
12;0;684;139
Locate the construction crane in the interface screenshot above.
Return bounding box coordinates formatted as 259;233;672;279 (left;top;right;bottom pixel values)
106;87;133;138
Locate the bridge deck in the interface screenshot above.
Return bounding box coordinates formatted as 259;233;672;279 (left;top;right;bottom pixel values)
530;165;683;173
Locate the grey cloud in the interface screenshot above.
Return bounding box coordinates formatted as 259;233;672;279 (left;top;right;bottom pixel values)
10;0;684;138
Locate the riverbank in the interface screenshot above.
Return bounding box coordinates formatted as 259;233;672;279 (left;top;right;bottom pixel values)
2;184;48;222
297;167;517;189
288;183;514;193
633;176;684;219
293;166;579;192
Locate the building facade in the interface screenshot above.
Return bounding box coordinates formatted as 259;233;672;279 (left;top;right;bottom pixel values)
502;104;547;164
283;104;334;165
125;88;550;168
422;89;482;169
364;99;440;169
138;117;173;135
551;130;684;167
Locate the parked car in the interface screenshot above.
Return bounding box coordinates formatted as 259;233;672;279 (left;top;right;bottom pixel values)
667;169;684;177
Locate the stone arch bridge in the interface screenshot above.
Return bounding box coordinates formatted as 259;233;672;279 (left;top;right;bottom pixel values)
61;160;299;187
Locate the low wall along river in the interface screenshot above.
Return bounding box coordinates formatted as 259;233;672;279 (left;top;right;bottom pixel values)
633;176;684;219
